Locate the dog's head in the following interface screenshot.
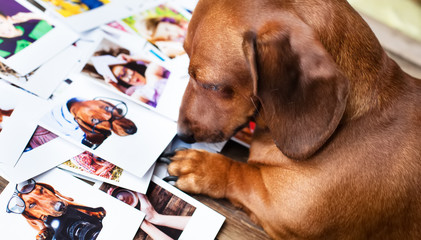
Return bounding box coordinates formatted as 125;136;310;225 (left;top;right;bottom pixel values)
19;183;72;220
177;0;359;160
67;98;137;147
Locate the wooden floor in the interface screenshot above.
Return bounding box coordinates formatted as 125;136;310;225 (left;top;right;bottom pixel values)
0;18;420;240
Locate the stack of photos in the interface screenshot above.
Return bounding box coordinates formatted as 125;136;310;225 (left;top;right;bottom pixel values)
0;0;227;238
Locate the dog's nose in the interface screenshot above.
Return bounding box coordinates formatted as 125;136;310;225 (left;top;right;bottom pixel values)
177;133;196;143
125;126;137;135
54;202;66;212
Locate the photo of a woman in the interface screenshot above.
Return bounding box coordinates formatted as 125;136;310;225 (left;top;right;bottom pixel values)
0;1;54;59
122;4;189;58
82;39;171;108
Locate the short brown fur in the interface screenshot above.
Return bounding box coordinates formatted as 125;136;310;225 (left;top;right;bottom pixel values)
168;0;421;239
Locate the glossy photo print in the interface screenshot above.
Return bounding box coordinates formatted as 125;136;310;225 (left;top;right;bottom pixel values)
0;0;53;59
97;176;225;240
0;168;144;240
32;0;133;32
59;150;154;194
0;0;78;75
39;78;177;177
79;30;190;121
37;0;110;18
122;3;191;59
0;80;50;168
81;35;171;110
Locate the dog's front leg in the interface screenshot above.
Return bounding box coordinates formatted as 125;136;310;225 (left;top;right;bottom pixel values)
166;149;268;214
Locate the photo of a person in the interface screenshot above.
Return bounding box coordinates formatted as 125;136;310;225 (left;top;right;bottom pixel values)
0;1;54;59
40;0;110;17
82;39;171;108
99;182;195;240
122;4;189;58
24;125;58;152
63;151;123;180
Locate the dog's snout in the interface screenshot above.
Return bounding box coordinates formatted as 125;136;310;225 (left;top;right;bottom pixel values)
54;201;66;212
125;126;137;135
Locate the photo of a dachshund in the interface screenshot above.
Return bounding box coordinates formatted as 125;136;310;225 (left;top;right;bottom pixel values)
0;108;14;132
48;97;137;149
6;179;106;240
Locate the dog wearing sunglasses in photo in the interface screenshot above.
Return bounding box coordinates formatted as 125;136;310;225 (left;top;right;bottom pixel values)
49;97;137;150
6;179;106;240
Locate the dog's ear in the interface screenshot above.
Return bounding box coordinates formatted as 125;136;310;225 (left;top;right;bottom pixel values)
243;20;349;160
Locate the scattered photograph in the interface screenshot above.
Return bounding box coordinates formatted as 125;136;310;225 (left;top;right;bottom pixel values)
0;168;144;240
0;0;54;59
32;0;133;32
0;81;50;168
97;176;225;240
37;0;110;18
121;3;191;59
39;77;177;177
80;30;190;121
59;150;154;194
81;35;171;109
0;125;82;183
0;44;80;99
1;0;78;75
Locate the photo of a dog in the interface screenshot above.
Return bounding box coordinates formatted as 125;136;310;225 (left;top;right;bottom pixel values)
6;178;106;240
47;97;137;149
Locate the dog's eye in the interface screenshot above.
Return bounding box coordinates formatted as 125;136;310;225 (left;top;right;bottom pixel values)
202;83;220;91
28;203;36;209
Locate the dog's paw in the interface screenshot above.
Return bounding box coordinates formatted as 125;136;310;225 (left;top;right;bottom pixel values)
166;149;233;198
36;228;52;240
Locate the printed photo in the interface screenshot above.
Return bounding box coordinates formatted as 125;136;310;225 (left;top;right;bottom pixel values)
97;176;225;240
0;0;78;75
39;0;110;18
64;151;122;180
59;150;154;194
0;0;53;59
0;124;82;183
99;181;195;239
32;0;133;32
0;168;144;239
24;125;58;152
0;44;81;99
82;36;171;109
45;96;138;150
122;3;190;58
0;80;49;168
40;78;177;177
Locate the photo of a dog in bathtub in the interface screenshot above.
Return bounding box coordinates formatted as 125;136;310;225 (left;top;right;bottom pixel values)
6;178;106;240
43;97;137;150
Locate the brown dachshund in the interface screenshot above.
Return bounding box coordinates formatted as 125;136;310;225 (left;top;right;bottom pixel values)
165;0;421;239
67;98;137;149
16;181;106;240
